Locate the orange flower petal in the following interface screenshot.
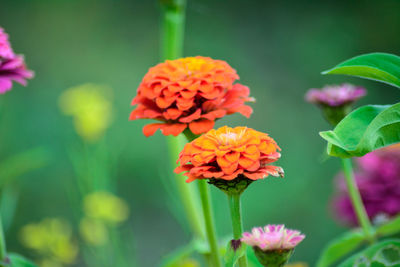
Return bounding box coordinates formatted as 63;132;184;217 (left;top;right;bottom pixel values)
189;119;214;135
238;156;255;169
156;96;175;108
217;156;231;168
176;97;194;111
179;109;202;123
164;108;182;120
222;169;244;180
176;126;283;182
174;165;193;174
142;123;163;137
245;145;258;154
225;152;240;162
246;161;260;172
222;162;239;175
243;172;265;180
180;89;197;99
244;150;260;161
201;109;226;120
131;57;254;137
159;123;187;136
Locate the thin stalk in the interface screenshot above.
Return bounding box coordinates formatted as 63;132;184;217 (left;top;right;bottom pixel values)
0;214;7;265
227;194;248;267
341;158;375;242
161;0;186;60
160;1;222;265
198;180;222;267
166;135;205;240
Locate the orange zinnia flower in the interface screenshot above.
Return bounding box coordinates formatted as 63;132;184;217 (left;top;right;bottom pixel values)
130;56;254;137
175;126;284;182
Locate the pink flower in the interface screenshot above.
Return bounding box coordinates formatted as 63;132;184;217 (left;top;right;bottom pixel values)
0;27;34;94
333;144;400;226
241;224;305;251
305;83;366;107
0;28;14;59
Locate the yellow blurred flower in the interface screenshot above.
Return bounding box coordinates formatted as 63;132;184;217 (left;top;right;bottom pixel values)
40;258;64;267
59;83;113;142
79;217;109;246
177;258;200;267
83;191;129;224
19;218;78;264
285;263;309;267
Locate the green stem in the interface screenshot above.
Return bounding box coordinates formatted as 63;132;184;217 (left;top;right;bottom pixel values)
160;1;222;265
167;135;205;240
227;194;248;267
341;158;375;242
161;0;186;60
198;180;222;267
161;0;204;239
0;214;7;265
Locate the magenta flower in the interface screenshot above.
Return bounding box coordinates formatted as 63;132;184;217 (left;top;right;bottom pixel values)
305;83;366;107
0;27;34;94
241;224;305;251
333;145;400;226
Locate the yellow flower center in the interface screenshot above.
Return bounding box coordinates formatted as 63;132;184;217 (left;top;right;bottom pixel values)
213;127;247;145
176;57;210;74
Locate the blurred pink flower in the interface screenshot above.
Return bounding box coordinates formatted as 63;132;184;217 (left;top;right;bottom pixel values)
333;145;400;226
0;27;34;94
241;224;305;251
305;83;366;107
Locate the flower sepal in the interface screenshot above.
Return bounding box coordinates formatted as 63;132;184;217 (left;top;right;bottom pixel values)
224;239;247;267
321;103;352;126
208;175;253;195
253;247;293;267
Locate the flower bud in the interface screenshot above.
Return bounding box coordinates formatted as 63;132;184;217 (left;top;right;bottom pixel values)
305;84;366;126
241;225;305;267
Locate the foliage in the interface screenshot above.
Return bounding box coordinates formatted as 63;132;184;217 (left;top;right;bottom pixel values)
316;229;366;267
0;147;50;187
321;52;400;157
338;239;400;267
320;103;400;157
322;53;400;89
376;215;400;238
8;253;38;267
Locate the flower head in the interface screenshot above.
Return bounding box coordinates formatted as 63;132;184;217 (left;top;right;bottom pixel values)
0;27;34;94
79;217;109;246
19;218;78;264
83;191;129;224
59;83;113;142
305;83;366;107
130;56;254;137
333;145;400;226
305;84;366;126
175;126;283;183
241;225;305;251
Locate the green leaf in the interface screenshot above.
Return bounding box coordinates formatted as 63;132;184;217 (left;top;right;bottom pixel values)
159;240;198;267
319;103;400;158
376;215;400;238
0;185;19;231
224;240;246;267
316;229;366;267
8;253;38;267
322;52;400;89
338;239;400;267
0;147;50;187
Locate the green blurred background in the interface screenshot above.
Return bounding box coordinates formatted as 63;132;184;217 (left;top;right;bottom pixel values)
1;0;400;266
